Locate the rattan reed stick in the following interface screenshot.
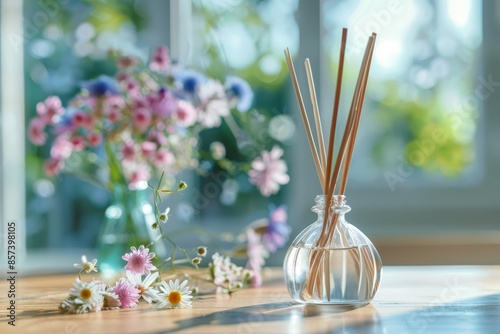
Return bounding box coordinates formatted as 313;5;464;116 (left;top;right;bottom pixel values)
305;58;327;172
285;32;377;300
284;48;325;191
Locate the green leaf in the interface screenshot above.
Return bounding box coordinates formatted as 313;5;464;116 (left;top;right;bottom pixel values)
104;141;126;187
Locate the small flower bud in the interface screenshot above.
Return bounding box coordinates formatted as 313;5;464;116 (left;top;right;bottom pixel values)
159;207;170;223
177;180;187;191
196;246;207;257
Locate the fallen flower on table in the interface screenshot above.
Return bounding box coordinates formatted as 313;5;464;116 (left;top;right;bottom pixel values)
156;279;192;309
126;271;160;304
111;277;141;308
208;252;253;293
122;245;157;275
73;255;98;275
101;290;121;310
63;279;104;314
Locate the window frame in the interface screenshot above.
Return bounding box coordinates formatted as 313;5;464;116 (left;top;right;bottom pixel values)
288;0;500;261
0;0;190;272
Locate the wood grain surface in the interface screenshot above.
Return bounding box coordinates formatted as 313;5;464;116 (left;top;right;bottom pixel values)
1;266;499;333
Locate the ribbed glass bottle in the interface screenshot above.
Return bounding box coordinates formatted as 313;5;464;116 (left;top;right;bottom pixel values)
283;195;382;305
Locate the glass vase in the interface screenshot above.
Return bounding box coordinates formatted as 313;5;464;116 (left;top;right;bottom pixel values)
283;195;382;305
96;182;164;275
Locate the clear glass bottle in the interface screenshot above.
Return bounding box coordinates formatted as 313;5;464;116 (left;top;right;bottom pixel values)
283;195;382;305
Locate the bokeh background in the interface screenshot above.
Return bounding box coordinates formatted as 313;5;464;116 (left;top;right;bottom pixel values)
1;0;499;272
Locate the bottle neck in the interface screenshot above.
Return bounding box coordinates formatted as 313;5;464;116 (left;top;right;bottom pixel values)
312;194;351;220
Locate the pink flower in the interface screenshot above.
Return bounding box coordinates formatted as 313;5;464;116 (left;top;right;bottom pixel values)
249;146;290;197
111;278;140;308
149;46;170;72
126;164;150;190
121;141;135;161
70;136;86;151
116;56;138;69
147;131;167;145
116;72;130;82
122;245;157;275
132;108;151;132
50;135;73;159
175;100;197;127
28;118;47;146
154;149;175;167
71;111;92;129
44;158;64;176
245;229;268;288
140;141;156;158
36;96;64;124
122;78;141;97
105;96;124;122
87;133;102;147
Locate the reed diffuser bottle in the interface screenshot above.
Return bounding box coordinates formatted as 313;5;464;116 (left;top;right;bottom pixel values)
283;28;382;305
283;195;382;304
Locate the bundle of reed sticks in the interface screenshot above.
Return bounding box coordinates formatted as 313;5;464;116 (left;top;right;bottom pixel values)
284;29;377;300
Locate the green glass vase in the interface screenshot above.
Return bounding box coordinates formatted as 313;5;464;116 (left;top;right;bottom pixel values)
96;182;164;276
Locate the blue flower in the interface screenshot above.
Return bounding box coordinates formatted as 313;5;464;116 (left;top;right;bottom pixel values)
81;75;119;96
262;205;290;252
174;70;206;94
225;76;253;112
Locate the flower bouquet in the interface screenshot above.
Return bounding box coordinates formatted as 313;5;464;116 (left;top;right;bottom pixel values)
28;45;290;277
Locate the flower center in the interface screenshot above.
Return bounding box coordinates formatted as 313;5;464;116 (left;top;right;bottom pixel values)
131;254;145;269
168;291;182;305
80;288;92;300
137;285;145;295
83;262;92;271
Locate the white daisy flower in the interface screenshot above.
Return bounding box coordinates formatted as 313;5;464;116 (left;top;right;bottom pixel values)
74;255;98;273
58;297;78;314
69;278;104;312
157;279;192;309
159;207;170;223
101;290;121;310
126;271;160;304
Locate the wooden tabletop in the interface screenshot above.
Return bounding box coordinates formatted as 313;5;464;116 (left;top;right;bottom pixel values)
1;266;499;334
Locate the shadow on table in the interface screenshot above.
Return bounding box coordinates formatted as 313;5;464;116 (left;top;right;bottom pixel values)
156;301;380;334
158;293;500;334
368;293;500;334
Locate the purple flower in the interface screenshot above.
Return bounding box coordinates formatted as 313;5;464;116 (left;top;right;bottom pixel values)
245;229;267;288
262;205;290;252
149;88;177;119
81;75;119;96
111;278;140;308
121;245;157;275
225;76;253;112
